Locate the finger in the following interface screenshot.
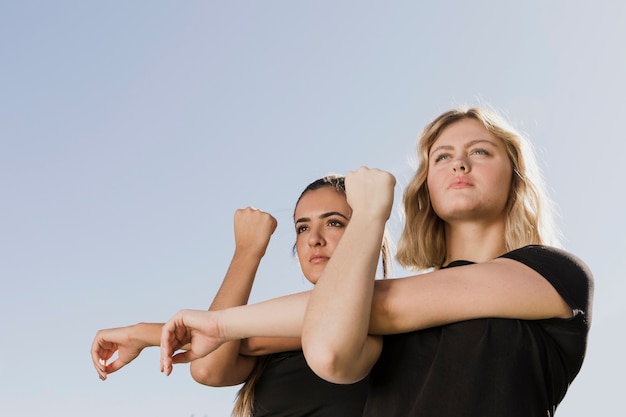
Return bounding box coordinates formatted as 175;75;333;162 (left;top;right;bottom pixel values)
91;343;114;379
90;337;106;369
92;348;112;367
96;359;108;381
160;345;173;376
92;357;108;381
91;347;104;374
160;322;177;375
104;358;126;374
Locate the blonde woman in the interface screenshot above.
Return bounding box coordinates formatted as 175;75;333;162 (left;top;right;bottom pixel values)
301;108;593;416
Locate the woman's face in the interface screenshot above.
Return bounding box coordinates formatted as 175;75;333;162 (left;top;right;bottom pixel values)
426;118;513;225
294;187;352;284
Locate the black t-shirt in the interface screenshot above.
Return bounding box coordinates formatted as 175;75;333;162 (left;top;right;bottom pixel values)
253;350;369;417
363;245;593;417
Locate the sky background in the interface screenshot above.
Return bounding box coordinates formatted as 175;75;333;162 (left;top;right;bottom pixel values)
1;1;624;416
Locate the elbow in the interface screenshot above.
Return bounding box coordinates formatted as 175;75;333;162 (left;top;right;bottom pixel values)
302;344;365;385
189;362;229;387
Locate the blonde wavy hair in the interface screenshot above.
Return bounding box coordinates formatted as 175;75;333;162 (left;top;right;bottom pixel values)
396;107;561;271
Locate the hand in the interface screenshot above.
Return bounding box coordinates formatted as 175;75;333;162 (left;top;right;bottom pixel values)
233;207;277;256
160;309;225;376
91;325;147;381
345;167;396;220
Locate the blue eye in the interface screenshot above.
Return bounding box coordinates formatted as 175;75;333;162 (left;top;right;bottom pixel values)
472;148;490;156
434;153;450;162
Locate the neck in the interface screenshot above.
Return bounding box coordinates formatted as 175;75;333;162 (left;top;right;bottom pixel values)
443;220;507;265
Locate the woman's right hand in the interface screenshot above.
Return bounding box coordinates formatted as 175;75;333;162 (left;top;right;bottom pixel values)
232;207;277;257
160;309;225;376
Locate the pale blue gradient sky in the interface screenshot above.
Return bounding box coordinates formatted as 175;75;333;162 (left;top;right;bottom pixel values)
1;1;624;416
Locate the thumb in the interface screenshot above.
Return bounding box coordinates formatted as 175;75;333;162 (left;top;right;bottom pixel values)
104;359;126;374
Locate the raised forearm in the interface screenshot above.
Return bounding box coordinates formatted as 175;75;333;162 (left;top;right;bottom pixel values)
301;215;386;382
190;248;264;386
208;249;263;310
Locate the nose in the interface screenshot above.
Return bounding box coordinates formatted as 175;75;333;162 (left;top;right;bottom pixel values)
452;157;469;174
308;228;326;247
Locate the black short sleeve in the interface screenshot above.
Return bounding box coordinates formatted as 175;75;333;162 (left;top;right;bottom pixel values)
499;245;594;326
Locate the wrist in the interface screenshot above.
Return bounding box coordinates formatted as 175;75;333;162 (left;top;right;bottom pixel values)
347;212;388;230
215;308;246;343
232;246;267;260
131;322;163;348
213;310;231;342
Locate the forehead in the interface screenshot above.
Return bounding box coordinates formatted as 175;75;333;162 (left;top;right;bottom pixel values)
294;187;350;217
430;118;501;151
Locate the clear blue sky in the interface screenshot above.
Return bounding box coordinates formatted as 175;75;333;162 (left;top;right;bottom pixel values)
1;1;624;416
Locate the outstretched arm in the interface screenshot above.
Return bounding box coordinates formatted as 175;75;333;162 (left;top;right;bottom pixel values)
368;255;572;335
160;291;310;375
160;257;570;377
189;207;283;387
161;247;570;380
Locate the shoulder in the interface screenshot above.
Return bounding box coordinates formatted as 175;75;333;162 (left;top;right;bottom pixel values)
499;245;592;284
500;245;594;318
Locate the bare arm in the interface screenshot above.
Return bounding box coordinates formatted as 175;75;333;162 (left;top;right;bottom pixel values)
302;168;394;383
161;254;571;378
189;207;277;387
369;257;572;335
160;291;310;375
240;337;302;356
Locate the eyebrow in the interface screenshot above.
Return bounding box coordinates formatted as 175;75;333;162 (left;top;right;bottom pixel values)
430;139;498;156
295;211;350;225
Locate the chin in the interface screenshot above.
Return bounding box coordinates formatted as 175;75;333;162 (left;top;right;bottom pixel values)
306;273;320;285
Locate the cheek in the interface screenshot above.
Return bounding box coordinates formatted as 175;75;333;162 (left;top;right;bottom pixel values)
489;168;513;206
426;165;445;187
327;228;347;248
425;173;443;207
496;164;513;191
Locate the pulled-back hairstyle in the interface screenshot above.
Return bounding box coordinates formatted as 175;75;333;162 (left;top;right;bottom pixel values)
232;174;393;417
396;107;561;271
